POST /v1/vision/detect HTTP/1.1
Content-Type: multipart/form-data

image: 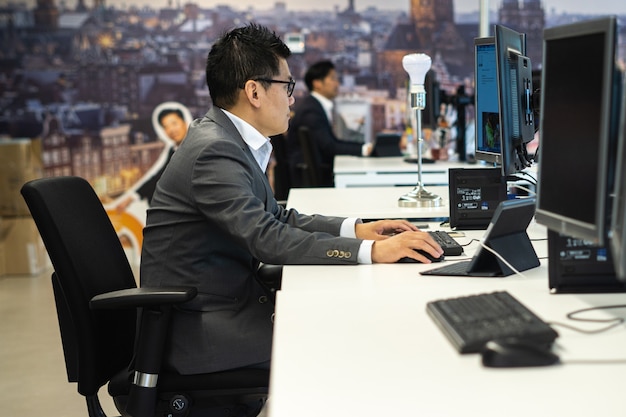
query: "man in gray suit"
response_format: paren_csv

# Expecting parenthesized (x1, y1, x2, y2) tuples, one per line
(140, 23, 443, 375)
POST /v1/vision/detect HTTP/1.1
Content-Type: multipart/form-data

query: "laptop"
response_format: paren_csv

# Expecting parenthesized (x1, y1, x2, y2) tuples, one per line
(420, 198, 540, 277)
(371, 133, 403, 157)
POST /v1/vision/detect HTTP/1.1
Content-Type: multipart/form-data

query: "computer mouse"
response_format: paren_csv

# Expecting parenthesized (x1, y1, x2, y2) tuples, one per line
(397, 250, 445, 263)
(481, 338, 560, 368)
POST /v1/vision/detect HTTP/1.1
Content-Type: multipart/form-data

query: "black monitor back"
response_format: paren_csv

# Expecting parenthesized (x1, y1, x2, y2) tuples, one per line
(448, 167, 507, 230)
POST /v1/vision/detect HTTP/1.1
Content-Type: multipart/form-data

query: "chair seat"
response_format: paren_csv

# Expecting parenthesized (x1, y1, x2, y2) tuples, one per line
(109, 368, 268, 417)
(108, 368, 269, 397)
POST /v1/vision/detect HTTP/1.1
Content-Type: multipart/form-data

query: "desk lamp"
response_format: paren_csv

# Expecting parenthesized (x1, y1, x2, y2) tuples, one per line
(398, 53, 443, 208)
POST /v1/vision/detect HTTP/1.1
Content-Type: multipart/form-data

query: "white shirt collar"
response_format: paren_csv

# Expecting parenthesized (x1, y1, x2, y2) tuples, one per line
(221, 108, 273, 172)
(311, 91, 334, 122)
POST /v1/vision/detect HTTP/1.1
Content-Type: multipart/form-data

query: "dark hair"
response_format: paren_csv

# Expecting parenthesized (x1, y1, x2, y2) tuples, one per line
(206, 23, 291, 109)
(157, 108, 184, 126)
(304, 60, 335, 91)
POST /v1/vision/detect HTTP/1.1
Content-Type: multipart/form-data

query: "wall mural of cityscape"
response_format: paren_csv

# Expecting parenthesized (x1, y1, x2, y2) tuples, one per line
(0, 0, 624, 261)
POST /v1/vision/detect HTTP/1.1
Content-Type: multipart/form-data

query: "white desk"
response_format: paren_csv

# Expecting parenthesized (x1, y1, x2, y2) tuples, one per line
(286, 186, 450, 220)
(268, 224, 626, 417)
(333, 156, 472, 188)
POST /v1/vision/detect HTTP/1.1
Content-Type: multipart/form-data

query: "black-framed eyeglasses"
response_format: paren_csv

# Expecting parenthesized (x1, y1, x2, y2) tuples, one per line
(254, 77, 296, 97)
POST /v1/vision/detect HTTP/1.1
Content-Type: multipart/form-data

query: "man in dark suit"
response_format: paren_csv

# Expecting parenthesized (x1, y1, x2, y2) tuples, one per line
(140, 23, 442, 375)
(286, 60, 373, 187)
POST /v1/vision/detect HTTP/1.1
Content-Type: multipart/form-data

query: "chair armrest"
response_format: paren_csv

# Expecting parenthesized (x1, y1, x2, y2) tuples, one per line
(89, 286, 197, 310)
(91, 286, 198, 417)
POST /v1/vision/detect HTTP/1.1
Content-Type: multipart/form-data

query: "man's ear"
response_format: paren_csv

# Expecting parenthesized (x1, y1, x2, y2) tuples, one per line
(311, 78, 321, 92)
(243, 80, 262, 108)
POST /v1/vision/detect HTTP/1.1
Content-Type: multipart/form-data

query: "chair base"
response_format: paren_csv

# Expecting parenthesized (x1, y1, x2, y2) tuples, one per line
(86, 394, 109, 417)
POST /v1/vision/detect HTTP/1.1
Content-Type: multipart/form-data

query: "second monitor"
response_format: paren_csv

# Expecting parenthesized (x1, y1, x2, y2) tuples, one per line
(473, 25, 536, 177)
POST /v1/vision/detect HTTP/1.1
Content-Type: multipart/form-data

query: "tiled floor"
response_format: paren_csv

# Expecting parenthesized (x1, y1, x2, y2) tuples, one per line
(0, 267, 118, 416)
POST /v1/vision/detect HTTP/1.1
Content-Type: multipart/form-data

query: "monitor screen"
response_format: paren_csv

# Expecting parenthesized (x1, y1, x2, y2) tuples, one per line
(495, 25, 535, 177)
(535, 16, 621, 246)
(474, 37, 502, 165)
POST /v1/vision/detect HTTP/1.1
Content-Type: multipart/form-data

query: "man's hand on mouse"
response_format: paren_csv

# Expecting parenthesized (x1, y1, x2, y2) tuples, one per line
(371, 230, 443, 263)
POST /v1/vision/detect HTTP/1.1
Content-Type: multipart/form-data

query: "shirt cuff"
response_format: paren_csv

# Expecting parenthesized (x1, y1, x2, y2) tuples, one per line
(339, 217, 361, 238)
(340, 218, 371, 263)
(358, 239, 374, 264)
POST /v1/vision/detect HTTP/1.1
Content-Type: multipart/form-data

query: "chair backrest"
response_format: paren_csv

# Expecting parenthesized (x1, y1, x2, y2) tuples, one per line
(297, 126, 323, 187)
(21, 176, 137, 397)
(270, 133, 291, 201)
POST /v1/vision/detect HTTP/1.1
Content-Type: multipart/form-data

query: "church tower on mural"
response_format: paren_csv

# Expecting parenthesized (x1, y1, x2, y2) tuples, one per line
(379, 0, 466, 97)
(34, 0, 59, 30)
(499, 0, 544, 70)
(410, 0, 455, 44)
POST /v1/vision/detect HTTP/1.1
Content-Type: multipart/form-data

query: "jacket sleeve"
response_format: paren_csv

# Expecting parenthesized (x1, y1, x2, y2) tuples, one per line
(190, 135, 362, 265)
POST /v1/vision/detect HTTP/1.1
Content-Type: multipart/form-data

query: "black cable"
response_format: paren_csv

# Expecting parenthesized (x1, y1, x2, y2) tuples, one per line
(461, 238, 480, 248)
(547, 304, 626, 335)
(506, 171, 537, 186)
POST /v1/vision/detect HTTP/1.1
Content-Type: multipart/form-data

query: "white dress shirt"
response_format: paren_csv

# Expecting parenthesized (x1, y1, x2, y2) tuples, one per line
(222, 108, 374, 263)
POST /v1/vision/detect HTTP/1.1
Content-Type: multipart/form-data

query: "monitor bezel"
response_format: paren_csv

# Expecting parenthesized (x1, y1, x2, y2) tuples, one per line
(535, 16, 620, 246)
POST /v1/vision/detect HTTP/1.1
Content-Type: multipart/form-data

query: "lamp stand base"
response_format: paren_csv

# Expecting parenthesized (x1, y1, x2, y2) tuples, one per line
(398, 186, 443, 208)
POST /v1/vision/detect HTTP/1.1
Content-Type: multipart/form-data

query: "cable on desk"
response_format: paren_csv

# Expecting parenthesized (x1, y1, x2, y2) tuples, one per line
(478, 241, 530, 279)
(548, 305, 626, 365)
(461, 238, 480, 247)
(547, 304, 626, 335)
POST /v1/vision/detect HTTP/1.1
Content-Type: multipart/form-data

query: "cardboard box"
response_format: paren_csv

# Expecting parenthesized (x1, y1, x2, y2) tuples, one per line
(0, 216, 48, 276)
(0, 138, 43, 216)
(0, 237, 6, 277)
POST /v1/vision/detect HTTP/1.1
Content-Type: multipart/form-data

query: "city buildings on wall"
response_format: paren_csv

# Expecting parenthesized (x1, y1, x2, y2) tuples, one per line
(0, 0, 624, 199)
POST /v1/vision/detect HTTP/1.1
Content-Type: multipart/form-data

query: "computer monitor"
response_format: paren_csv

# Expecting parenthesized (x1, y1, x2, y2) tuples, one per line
(494, 25, 535, 177)
(610, 81, 626, 280)
(535, 16, 622, 246)
(474, 37, 502, 166)
(474, 27, 535, 176)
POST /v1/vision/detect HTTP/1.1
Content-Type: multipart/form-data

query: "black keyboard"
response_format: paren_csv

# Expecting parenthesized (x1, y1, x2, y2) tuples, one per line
(426, 291, 559, 353)
(428, 230, 463, 256)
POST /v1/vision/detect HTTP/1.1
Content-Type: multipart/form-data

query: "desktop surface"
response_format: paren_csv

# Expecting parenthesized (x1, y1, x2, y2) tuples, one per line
(286, 186, 450, 221)
(269, 282, 626, 417)
(333, 156, 471, 187)
(268, 223, 626, 417)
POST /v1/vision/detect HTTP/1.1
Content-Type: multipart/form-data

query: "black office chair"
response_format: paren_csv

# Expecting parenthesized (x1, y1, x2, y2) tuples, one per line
(20, 176, 269, 417)
(269, 133, 291, 202)
(297, 126, 332, 187)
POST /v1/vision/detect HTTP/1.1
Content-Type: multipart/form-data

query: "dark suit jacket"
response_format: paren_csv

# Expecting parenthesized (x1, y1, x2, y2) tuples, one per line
(140, 106, 363, 374)
(287, 95, 363, 187)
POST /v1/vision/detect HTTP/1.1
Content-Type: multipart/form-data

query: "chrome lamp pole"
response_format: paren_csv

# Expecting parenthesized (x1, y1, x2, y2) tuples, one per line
(398, 53, 443, 208)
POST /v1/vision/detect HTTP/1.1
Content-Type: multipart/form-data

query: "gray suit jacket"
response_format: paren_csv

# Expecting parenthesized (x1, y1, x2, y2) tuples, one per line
(140, 106, 363, 374)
